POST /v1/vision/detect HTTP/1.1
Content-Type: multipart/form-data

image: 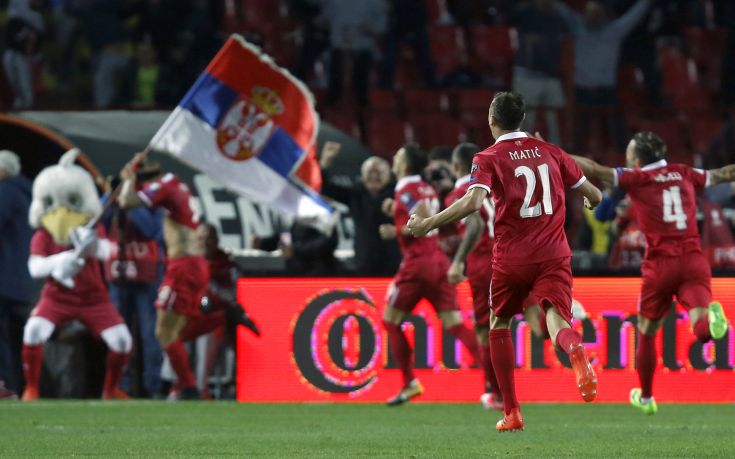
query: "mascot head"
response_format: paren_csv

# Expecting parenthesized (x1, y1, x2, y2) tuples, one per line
(29, 149, 101, 245)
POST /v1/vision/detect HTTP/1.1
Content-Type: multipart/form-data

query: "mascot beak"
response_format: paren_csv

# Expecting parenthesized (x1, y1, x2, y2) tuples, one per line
(40, 207, 92, 245)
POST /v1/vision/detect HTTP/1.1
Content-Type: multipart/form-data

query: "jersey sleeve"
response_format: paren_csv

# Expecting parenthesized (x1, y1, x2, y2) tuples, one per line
(138, 178, 170, 208)
(468, 156, 492, 194)
(30, 230, 52, 257)
(688, 167, 710, 190)
(393, 189, 414, 228)
(613, 167, 638, 191)
(558, 149, 586, 188)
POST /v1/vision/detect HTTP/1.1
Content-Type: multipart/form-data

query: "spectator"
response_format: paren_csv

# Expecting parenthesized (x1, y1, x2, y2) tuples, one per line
(555, 0, 651, 152)
(379, 0, 437, 90)
(320, 141, 401, 276)
(510, 0, 569, 145)
(102, 168, 165, 398)
(0, 150, 33, 396)
(289, 0, 330, 83)
(3, 0, 44, 109)
(317, 0, 388, 106)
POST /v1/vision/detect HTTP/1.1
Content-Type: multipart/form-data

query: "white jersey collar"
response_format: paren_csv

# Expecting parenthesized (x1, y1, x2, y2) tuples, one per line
(495, 131, 528, 143)
(455, 174, 471, 188)
(641, 159, 668, 171)
(395, 174, 422, 191)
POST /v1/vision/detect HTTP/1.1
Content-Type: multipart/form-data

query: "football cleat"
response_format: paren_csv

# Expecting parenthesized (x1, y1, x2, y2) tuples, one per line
(0, 381, 18, 400)
(496, 408, 524, 432)
(569, 344, 597, 402)
(21, 386, 39, 401)
(102, 388, 130, 400)
(630, 388, 658, 415)
(227, 306, 261, 337)
(708, 302, 729, 340)
(178, 387, 202, 401)
(386, 379, 424, 406)
(480, 392, 503, 411)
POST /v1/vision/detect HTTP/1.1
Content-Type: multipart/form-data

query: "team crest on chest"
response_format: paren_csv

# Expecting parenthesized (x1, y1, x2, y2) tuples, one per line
(216, 86, 284, 161)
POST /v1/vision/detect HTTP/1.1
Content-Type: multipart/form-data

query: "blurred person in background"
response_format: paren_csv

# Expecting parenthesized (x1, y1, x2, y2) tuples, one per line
(425, 147, 461, 257)
(316, 0, 388, 106)
(102, 165, 165, 398)
(319, 141, 401, 276)
(0, 150, 33, 398)
(3, 0, 44, 109)
(379, 0, 437, 90)
(510, 0, 569, 145)
(554, 0, 651, 152)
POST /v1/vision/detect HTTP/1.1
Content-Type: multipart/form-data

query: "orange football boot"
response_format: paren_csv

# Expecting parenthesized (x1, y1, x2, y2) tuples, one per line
(569, 344, 597, 402)
(496, 408, 524, 432)
(22, 386, 39, 401)
(102, 388, 130, 400)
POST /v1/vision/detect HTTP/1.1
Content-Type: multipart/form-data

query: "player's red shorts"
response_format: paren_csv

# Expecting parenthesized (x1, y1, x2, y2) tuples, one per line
(466, 257, 491, 326)
(638, 251, 712, 321)
(387, 253, 458, 313)
(491, 256, 573, 324)
(155, 255, 210, 317)
(31, 296, 124, 335)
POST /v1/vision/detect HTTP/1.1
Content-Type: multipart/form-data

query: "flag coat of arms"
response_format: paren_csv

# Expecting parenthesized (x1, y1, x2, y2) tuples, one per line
(150, 35, 331, 217)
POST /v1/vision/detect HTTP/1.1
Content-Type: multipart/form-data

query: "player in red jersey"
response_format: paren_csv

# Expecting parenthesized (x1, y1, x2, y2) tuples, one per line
(444, 142, 502, 410)
(379, 144, 481, 406)
(118, 154, 209, 399)
(572, 132, 733, 414)
(408, 92, 602, 431)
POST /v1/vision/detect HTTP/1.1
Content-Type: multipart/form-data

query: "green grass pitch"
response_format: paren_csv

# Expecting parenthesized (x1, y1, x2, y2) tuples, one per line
(1, 402, 734, 457)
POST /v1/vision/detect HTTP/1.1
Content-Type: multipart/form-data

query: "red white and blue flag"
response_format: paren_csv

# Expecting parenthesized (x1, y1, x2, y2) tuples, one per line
(150, 35, 331, 217)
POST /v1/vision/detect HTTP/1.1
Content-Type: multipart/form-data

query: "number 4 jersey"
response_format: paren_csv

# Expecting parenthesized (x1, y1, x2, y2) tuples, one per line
(138, 173, 200, 230)
(615, 160, 709, 258)
(469, 132, 586, 265)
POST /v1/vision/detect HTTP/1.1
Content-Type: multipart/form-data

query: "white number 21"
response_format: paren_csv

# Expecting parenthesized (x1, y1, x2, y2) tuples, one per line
(514, 164, 553, 218)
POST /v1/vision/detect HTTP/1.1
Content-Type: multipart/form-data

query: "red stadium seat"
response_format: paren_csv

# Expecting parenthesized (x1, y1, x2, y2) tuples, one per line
(365, 112, 409, 159)
(403, 89, 450, 113)
(469, 26, 517, 86)
(454, 89, 495, 112)
(617, 65, 645, 111)
(459, 111, 494, 148)
(429, 26, 466, 77)
(369, 89, 402, 112)
(685, 27, 727, 94)
(408, 112, 463, 147)
(687, 115, 724, 154)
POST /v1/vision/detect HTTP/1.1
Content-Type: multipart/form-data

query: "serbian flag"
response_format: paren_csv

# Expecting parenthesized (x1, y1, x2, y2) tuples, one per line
(150, 35, 331, 217)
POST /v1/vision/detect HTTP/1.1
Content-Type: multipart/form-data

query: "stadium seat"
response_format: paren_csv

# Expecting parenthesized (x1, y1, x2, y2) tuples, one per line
(365, 112, 409, 159)
(459, 111, 493, 148)
(687, 115, 724, 154)
(617, 65, 645, 111)
(407, 112, 463, 147)
(454, 88, 495, 112)
(369, 89, 402, 112)
(469, 26, 517, 87)
(429, 26, 465, 77)
(403, 89, 450, 113)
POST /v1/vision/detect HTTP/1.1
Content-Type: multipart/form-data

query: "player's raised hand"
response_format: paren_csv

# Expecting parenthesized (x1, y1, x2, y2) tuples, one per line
(583, 196, 597, 210)
(447, 260, 466, 285)
(319, 141, 342, 169)
(378, 224, 397, 239)
(407, 214, 430, 237)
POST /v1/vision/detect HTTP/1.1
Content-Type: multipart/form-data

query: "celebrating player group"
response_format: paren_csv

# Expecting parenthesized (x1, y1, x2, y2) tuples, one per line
(375, 91, 734, 432)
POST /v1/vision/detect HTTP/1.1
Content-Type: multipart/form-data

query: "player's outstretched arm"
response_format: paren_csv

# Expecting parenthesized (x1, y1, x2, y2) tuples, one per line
(407, 187, 487, 237)
(447, 212, 483, 285)
(570, 155, 616, 189)
(575, 180, 603, 210)
(708, 164, 735, 186)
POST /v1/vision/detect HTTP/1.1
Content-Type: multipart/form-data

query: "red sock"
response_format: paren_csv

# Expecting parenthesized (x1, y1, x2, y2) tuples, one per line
(489, 329, 519, 414)
(165, 341, 196, 389)
(636, 332, 657, 399)
(103, 351, 130, 394)
(693, 318, 712, 343)
(448, 324, 480, 362)
(555, 327, 582, 354)
(383, 322, 414, 387)
(22, 344, 44, 391)
(480, 343, 500, 396)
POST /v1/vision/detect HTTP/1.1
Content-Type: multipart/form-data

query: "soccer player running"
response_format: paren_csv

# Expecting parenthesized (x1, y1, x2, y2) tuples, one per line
(571, 132, 732, 415)
(407, 92, 602, 431)
(445, 142, 502, 410)
(380, 144, 481, 406)
(118, 154, 208, 399)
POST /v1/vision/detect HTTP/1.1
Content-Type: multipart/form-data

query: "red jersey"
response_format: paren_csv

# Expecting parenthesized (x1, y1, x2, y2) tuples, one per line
(393, 175, 444, 260)
(445, 174, 494, 266)
(31, 228, 109, 305)
(138, 173, 199, 229)
(469, 132, 585, 265)
(615, 161, 708, 258)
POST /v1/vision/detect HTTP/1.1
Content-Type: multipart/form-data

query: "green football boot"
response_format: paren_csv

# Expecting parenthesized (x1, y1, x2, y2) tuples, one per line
(630, 388, 658, 415)
(708, 302, 729, 340)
